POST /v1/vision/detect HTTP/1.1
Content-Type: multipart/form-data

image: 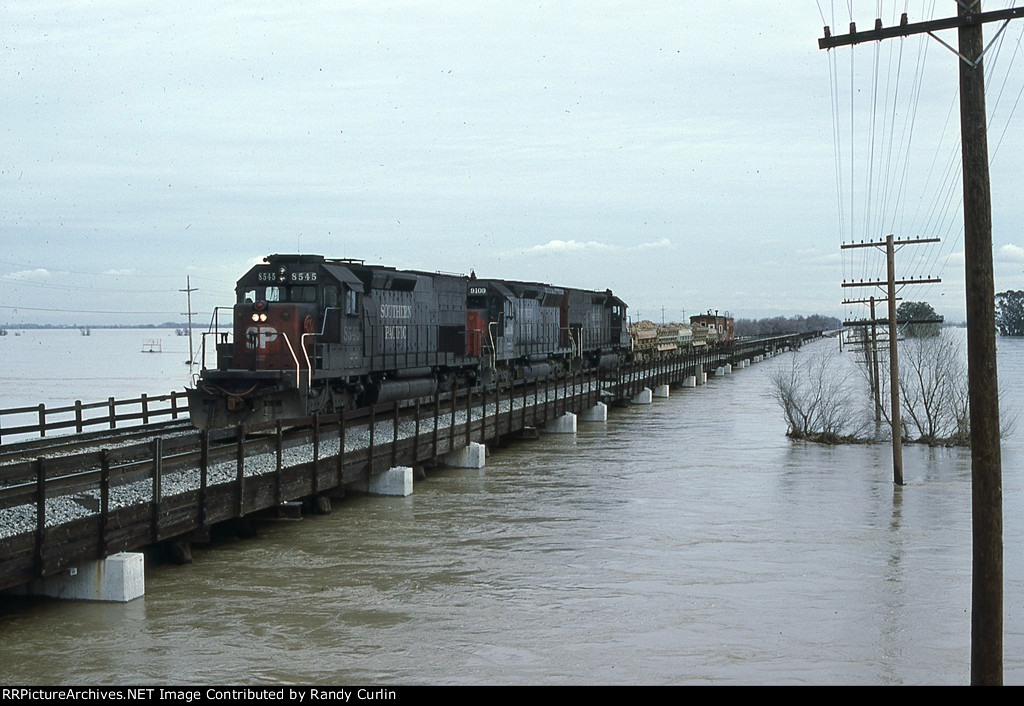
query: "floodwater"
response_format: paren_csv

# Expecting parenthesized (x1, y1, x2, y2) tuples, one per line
(0, 330, 1021, 684)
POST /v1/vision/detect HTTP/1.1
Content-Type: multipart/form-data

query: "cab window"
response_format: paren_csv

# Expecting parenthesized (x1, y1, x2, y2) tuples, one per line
(345, 289, 359, 316)
(290, 286, 316, 303)
(239, 286, 281, 303)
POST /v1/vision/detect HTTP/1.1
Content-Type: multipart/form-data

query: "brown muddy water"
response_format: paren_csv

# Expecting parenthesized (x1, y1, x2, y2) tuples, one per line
(0, 333, 1021, 684)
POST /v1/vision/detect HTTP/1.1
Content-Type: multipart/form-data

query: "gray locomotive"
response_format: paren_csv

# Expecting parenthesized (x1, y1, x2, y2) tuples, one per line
(187, 254, 629, 429)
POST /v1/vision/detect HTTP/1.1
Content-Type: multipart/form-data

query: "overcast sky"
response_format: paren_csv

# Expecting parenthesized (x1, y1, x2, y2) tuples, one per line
(3, 1, 1023, 326)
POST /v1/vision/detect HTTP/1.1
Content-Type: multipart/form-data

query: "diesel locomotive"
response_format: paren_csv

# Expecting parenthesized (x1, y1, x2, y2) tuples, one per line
(187, 254, 630, 429)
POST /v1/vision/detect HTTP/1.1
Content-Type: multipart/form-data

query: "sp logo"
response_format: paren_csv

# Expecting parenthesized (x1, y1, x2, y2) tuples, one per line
(245, 326, 279, 350)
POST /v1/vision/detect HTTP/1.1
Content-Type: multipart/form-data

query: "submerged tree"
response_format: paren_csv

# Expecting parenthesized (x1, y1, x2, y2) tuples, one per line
(771, 335, 1011, 447)
(769, 345, 869, 443)
(896, 336, 970, 445)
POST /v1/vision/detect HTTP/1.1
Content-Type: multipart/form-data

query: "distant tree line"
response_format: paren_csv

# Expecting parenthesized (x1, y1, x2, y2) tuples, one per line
(734, 314, 841, 338)
(0, 322, 188, 330)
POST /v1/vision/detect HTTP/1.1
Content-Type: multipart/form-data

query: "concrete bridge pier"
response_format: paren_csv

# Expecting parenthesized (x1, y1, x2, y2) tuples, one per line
(360, 466, 413, 496)
(12, 552, 146, 602)
(441, 441, 486, 469)
(545, 412, 577, 434)
(682, 375, 697, 388)
(632, 388, 653, 404)
(579, 402, 608, 422)
(653, 384, 670, 398)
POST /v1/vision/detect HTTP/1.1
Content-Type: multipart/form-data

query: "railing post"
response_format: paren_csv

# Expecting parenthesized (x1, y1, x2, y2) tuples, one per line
(75, 400, 83, 434)
(433, 389, 440, 457)
(275, 421, 283, 506)
(465, 387, 472, 447)
(533, 379, 539, 426)
(151, 437, 163, 542)
(565, 369, 571, 413)
(392, 403, 399, 469)
(313, 414, 320, 497)
(449, 389, 456, 451)
(200, 430, 209, 528)
(368, 404, 376, 480)
(35, 457, 46, 577)
(413, 398, 421, 464)
(506, 379, 513, 437)
(108, 397, 116, 430)
(142, 394, 150, 425)
(521, 377, 527, 430)
(543, 377, 549, 424)
(99, 449, 110, 558)
(481, 384, 488, 443)
(336, 412, 346, 495)
(38, 404, 45, 439)
(236, 425, 245, 516)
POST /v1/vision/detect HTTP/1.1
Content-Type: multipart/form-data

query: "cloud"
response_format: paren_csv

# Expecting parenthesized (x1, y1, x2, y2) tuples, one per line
(103, 269, 136, 276)
(635, 238, 673, 251)
(517, 238, 672, 256)
(525, 239, 614, 255)
(998, 244, 1024, 263)
(4, 268, 50, 281)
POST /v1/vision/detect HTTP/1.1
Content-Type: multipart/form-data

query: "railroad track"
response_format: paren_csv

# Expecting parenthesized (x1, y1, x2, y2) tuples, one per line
(0, 420, 206, 470)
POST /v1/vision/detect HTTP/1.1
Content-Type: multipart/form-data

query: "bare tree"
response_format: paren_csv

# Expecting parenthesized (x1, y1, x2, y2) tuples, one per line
(897, 336, 969, 445)
(868, 332, 1012, 446)
(769, 345, 870, 443)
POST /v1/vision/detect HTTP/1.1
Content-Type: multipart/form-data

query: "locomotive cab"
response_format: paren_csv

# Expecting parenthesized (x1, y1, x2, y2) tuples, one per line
(189, 255, 330, 428)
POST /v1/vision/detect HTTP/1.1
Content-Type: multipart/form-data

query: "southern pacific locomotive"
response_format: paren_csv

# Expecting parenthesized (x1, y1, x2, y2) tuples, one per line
(187, 254, 629, 429)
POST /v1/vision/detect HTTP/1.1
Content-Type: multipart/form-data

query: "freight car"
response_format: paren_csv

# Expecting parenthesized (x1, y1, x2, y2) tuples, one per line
(187, 254, 630, 429)
(628, 311, 733, 361)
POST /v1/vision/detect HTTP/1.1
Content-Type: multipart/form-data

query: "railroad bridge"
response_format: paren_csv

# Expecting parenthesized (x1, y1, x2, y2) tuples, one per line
(0, 334, 815, 600)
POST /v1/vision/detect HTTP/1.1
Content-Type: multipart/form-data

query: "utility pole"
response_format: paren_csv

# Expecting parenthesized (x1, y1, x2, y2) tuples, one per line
(842, 236, 940, 486)
(180, 276, 198, 377)
(821, 1, 1011, 684)
(884, 236, 904, 485)
(870, 295, 881, 422)
(840, 294, 889, 423)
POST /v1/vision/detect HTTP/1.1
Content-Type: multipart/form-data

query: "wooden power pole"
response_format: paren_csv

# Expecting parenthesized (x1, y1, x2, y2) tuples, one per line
(842, 236, 940, 486)
(820, 1, 1012, 684)
(180, 276, 198, 376)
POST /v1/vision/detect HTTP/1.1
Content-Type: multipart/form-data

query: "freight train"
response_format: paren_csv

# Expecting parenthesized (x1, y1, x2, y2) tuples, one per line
(187, 254, 630, 429)
(627, 311, 734, 361)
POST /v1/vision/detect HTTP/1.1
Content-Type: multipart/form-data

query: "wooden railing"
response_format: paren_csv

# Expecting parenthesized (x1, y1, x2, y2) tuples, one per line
(0, 391, 189, 446)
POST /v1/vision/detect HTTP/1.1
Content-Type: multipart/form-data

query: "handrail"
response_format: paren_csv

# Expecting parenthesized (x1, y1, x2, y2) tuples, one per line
(0, 391, 188, 445)
(278, 332, 302, 390)
(301, 332, 318, 388)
